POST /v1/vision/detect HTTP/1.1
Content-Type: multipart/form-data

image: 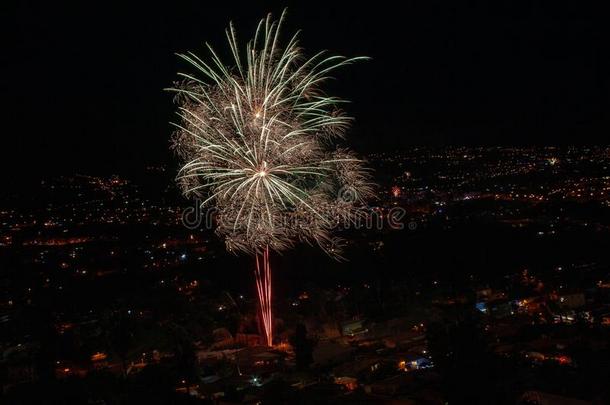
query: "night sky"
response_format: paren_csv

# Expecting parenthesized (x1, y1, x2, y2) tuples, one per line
(2, 1, 608, 183)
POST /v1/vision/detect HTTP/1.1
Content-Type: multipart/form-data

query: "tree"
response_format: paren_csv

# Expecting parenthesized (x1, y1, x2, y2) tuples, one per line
(290, 323, 316, 371)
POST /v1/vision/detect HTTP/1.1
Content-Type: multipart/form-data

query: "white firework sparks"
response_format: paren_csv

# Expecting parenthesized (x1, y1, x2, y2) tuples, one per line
(169, 10, 373, 258)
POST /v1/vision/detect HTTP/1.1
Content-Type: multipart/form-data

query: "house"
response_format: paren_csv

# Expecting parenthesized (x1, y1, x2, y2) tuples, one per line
(235, 346, 285, 375)
(341, 319, 368, 336)
(488, 300, 513, 318)
(396, 353, 433, 371)
(557, 292, 585, 309)
(332, 355, 382, 380)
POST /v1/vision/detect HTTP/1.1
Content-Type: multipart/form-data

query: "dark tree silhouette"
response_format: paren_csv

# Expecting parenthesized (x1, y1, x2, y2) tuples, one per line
(290, 323, 316, 371)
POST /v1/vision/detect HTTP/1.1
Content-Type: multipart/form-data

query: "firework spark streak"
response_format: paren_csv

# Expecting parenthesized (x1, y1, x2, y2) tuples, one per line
(255, 247, 272, 347)
(169, 10, 373, 346)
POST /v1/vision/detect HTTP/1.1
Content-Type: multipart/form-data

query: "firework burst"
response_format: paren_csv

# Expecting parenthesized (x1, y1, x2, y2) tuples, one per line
(169, 10, 373, 345)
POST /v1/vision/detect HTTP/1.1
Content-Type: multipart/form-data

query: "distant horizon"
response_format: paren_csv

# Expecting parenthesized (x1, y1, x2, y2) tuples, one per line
(3, 144, 609, 185)
(2, 144, 608, 199)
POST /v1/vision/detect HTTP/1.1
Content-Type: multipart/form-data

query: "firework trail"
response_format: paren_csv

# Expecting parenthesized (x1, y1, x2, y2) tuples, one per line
(169, 10, 373, 346)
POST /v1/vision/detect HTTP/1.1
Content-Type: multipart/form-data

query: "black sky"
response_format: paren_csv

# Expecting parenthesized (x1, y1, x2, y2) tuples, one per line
(1, 1, 608, 183)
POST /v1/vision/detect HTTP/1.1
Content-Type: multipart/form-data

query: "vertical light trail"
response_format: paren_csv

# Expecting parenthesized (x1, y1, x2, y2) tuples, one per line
(255, 246, 272, 346)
